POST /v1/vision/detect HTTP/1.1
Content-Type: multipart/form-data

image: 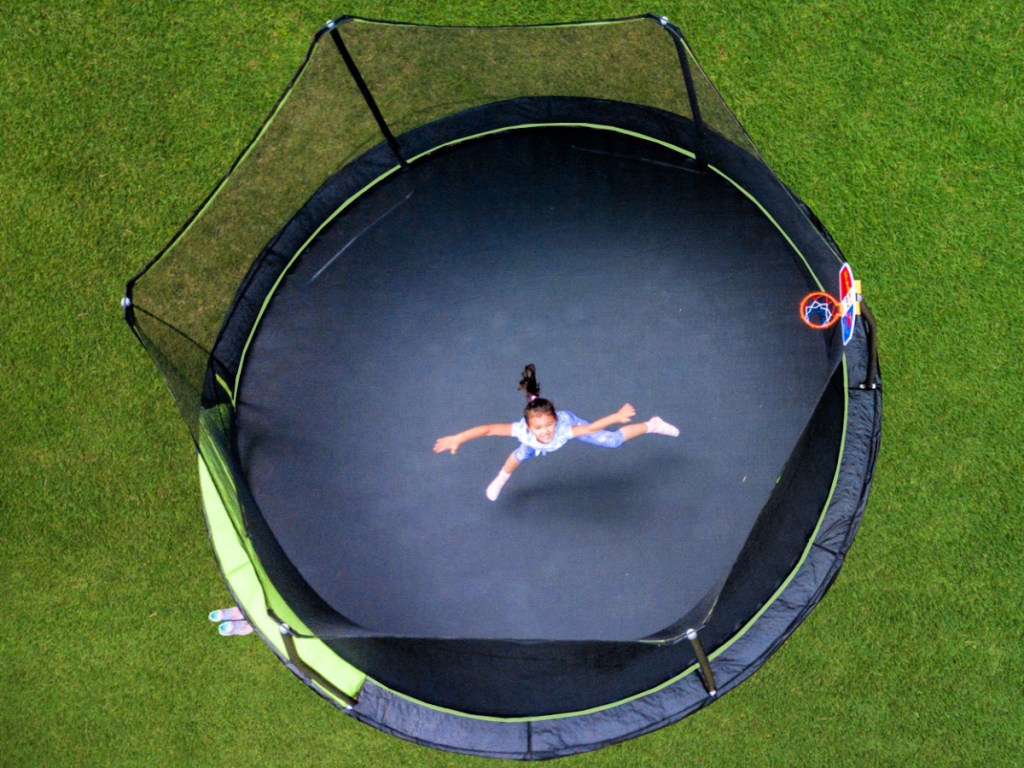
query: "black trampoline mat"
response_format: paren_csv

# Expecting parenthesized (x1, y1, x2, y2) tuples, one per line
(235, 127, 832, 640)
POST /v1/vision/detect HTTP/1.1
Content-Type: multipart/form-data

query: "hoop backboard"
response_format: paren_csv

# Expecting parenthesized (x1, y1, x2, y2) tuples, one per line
(839, 262, 856, 345)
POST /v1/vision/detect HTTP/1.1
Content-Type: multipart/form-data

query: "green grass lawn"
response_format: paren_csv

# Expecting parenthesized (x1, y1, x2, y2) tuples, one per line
(2, 1, 1021, 765)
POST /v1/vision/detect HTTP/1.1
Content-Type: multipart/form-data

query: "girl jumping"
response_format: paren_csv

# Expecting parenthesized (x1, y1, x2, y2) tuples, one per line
(433, 364, 680, 500)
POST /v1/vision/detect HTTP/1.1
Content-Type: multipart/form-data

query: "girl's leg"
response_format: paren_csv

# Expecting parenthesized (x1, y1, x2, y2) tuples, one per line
(569, 411, 678, 448)
(487, 451, 525, 501)
(564, 411, 626, 449)
(619, 422, 649, 441)
(618, 418, 679, 441)
(502, 453, 523, 474)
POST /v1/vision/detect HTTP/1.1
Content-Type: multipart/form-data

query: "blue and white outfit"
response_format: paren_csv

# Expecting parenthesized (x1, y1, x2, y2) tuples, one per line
(510, 409, 625, 462)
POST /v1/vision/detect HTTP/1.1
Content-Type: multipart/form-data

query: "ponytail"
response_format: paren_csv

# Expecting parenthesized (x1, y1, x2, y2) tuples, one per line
(518, 363, 540, 400)
(519, 364, 556, 419)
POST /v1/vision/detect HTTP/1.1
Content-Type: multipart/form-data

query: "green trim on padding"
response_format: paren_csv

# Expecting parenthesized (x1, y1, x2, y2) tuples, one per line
(406, 123, 697, 166)
(214, 374, 233, 401)
(198, 410, 366, 705)
(373, 657, 705, 724)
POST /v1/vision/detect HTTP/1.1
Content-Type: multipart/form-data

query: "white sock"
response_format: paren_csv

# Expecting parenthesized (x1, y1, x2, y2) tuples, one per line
(646, 416, 680, 437)
(486, 470, 511, 501)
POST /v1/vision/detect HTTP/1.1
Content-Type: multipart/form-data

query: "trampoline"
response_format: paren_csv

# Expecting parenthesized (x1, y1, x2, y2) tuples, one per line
(126, 15, 882, 760)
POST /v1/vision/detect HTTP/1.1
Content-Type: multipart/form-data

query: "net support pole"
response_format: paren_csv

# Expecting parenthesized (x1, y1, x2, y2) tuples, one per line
(269, 611, 358, 709)
(328, 23, 408, 169)
(660, 18, 707, 161)
(686, 628, 718, 696)
(857, 299, 881, 390)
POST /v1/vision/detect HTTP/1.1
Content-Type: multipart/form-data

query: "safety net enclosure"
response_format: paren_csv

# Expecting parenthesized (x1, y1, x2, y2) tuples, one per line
(125, 14, 882, 760)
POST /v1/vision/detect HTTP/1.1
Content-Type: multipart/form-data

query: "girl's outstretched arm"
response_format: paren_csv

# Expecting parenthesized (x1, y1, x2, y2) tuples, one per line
(434, 423, 513, 454)
(571, 404, 636, 437)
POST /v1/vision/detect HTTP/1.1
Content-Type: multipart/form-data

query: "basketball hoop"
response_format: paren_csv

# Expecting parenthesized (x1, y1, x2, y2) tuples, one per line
(799, 291, 841, 329)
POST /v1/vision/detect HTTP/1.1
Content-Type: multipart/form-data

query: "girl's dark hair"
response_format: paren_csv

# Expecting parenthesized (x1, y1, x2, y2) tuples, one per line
(518, 363, 540, 399)
(519, 363, 556, 419)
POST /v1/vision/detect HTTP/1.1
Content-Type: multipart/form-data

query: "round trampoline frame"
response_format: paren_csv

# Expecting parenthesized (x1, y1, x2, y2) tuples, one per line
(126, 15, 882, 760)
